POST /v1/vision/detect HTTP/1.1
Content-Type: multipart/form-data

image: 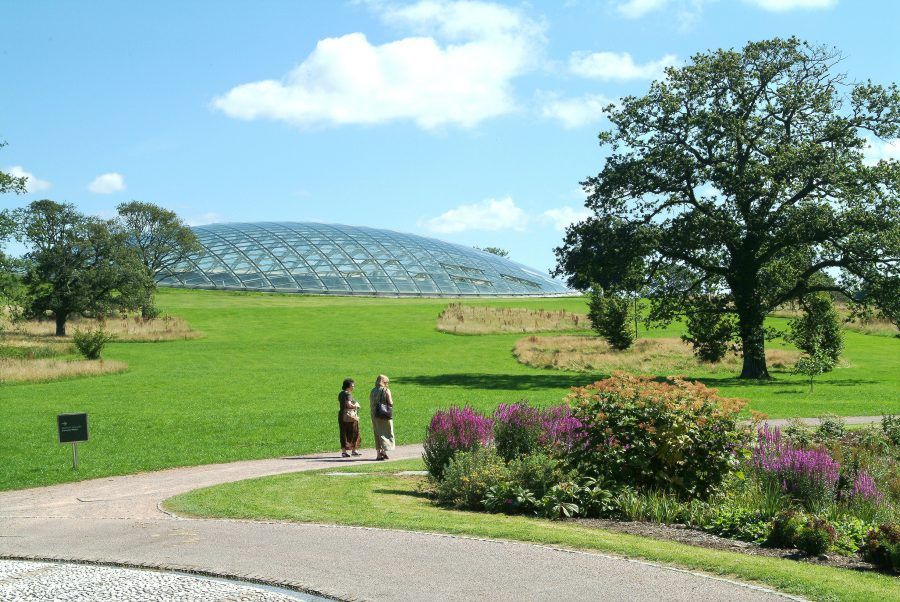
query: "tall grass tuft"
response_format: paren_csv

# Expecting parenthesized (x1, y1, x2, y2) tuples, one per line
(437, 303, 589, 334)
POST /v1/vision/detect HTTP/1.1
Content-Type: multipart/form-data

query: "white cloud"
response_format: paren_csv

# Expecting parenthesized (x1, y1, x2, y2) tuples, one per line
(570, 51, 678, 81)
(863, 138, 900, 166)
(615, 0, 669, 18)
(743, 0, 836, 11)
(420, 196, 528, 233)
(213, 1, 545, 130)
(539, 93, 613, 129)
(6, 166, 51, 193)
(542, 206, 591, 230)
(88, 172, 126, 194)
(186, 212, 226, 227)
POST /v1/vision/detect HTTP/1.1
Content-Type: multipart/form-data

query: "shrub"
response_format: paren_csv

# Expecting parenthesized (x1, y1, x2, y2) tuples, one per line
(423, 407, 493, 481)
(493, 402, 542, 461)
(507, 452, 567, 500)
(792, 345, 834, 392)
(681, 297, 735, 363)
(702, 504, 770, 543)
(784, 419, 814, 448)
(766, 510, 806, 548)
(795, 517, 836, 555)
(753, 426, 839, 512)
(72, 328, 115, 360)
(538, 481, 582, 519)
(567, 373, 745, 498)
(587, 288, 634, 350)
(482, 483, 538, 515)
(883, 415, 900, 447)
(433, 447, 507, 510)
(815, 414, 846, 444)
(861, 523, 900, 571)
(493, 401, 585, 462)
(787, 292, 844, 366)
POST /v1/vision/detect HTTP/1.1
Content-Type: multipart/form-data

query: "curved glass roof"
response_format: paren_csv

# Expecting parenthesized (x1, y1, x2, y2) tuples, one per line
(157, 222, 570, 296)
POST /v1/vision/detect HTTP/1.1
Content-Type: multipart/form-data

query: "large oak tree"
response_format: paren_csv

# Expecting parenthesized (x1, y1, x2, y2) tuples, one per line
(554, 38, 900, 379)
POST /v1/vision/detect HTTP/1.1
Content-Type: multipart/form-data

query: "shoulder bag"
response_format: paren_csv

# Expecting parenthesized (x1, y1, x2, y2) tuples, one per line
(375, 388, 393, 420)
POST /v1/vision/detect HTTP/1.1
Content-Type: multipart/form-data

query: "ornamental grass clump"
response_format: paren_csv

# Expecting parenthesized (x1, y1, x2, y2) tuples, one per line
(567, 373, 746, 498)
(753, 425, 840, 512)
(423, 406, 494, 481)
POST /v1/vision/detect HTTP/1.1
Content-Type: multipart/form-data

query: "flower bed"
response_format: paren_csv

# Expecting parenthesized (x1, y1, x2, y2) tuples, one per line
(422, 375, 900, 573)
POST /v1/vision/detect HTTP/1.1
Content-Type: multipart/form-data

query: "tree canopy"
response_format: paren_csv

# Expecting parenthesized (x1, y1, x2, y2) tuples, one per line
(554, 38, 900, 378)
(16, 200, 150, 335)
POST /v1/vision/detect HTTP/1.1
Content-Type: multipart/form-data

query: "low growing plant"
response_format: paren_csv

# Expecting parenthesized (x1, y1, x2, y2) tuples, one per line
(765, 509, 806, 549)
(72, 328, 115, 360)
(883, 414, 900, 447)
(795, 516, 836, 556)
(861, 523, 900, 572)
(433, 447, 507, 510)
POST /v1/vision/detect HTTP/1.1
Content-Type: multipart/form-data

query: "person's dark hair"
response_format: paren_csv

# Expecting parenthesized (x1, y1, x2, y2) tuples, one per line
(342, 378, 355, 390)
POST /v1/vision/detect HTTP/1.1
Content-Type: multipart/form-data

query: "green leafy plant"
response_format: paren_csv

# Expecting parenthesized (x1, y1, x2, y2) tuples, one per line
(882, 415, 900, 447)
(568, 373, 745, 498)
(861, 523, 900, 572)
(72, 328, 116, 360)
(506, 452, 567, 500)
(792, 345, 833, 392)
(681, 296, 735, 362)
(795, 517, 836, 555)
(787, 293, 844, 367)
(539, 482, 582, 519)
(433, 447, 507, 510)
(482, 483, 537, 515)
(815, 414, 846, 444)
(587, 288, 634, 350)
(765, 509, 806, 549)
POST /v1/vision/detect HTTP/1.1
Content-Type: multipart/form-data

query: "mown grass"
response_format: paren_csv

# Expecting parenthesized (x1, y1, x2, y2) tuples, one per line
(2, 288, 897, 491)
(165, 458, 900, 602)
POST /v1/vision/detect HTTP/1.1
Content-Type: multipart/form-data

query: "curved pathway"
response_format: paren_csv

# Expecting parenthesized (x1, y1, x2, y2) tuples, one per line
(0, 445, 798, 601)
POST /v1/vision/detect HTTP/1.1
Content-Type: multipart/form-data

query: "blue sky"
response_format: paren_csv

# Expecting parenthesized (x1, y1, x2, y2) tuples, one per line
(2, 0, 899, 273)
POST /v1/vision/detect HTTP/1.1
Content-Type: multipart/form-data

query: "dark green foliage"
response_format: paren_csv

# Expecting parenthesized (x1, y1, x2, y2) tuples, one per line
(433, 447, 507, 510)
(482, 483, 537, 514)
(861, 523, 900, 572)
(766, 510, 806, 548)
(681, 296, 736, 362)
(567, 374, 745, 498)
(702, 505, 771, 543)
(788, 293, 844, 367)
(14, 200, 150, 335)
(814, 414, 846, 444)
(587, 288, 634, 350)
(506, 453, 567, 500)
(115, 201, 200, 317)
(553, 38, 900, 379)
(795, 517, 836, 555)
(72, 328, 115, 360)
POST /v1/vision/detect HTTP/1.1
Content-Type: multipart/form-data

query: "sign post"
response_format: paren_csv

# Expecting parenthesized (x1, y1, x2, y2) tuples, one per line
(57, 413, 88, 470)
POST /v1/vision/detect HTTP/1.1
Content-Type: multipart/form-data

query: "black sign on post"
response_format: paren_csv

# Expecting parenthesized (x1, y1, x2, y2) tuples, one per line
(58, 413, 88, 469)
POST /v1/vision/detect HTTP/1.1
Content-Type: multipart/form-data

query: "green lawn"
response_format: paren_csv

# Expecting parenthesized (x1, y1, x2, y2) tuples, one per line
(2, 288, 897, 491)
(165, 458, 900, 602)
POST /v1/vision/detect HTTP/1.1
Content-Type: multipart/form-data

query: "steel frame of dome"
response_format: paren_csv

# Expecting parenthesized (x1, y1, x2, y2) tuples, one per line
(157, 222, 570, 297)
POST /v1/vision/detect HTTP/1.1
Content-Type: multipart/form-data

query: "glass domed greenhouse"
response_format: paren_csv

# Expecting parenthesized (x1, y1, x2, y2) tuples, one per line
(157, 222, 570, 297)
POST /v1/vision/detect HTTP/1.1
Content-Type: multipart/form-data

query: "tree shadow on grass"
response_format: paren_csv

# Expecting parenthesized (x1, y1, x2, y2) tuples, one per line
(372, 488, 430, 500)
(402, 373, 602, 391)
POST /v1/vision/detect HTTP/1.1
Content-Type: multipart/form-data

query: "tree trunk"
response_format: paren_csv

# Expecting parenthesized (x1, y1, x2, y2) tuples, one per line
(54, 313, 67, 337)
(738, 313, 770, 379)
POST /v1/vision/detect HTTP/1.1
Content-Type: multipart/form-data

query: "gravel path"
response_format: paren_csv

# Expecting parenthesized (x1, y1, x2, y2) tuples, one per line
(0, 559, 325, 601)
(0, 445, 800, 601)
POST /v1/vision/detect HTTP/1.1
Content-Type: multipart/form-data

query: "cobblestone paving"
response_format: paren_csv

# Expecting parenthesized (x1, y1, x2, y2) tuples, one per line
(0, 559, 320, 601)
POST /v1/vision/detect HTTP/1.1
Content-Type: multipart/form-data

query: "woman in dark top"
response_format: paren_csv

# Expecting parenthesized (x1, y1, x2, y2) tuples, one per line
(338, 378, 361, 457)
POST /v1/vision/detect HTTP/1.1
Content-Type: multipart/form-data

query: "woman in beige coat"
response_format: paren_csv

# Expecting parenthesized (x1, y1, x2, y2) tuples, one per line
(370, 374, 395, 460)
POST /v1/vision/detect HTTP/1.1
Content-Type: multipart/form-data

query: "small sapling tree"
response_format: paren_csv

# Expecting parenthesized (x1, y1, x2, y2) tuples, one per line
(682, 296, 736, 362)
(588, 287, 635, 350)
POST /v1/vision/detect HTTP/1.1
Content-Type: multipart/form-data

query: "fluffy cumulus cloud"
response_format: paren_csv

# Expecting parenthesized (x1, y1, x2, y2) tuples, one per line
(6, 166, 51, 193)
(569, 51, 678, 81)
(743, 0, 836, 11)
(213, 1, 545, 130)
(88, 172, 126, 194)
(420, 196, 528, 233)
(539, 93, 612, 128)
(541, 206, 591, 230)
(864, 138, 900, 165)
